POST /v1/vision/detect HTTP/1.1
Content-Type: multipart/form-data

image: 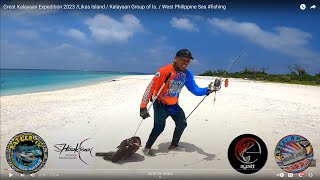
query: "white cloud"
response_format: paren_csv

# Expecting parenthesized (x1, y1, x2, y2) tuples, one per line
(170, 17, 198, 32)
(1, 40, 97, 70)
(207, 18, 319, 64)
(15, 30, 39, 39)
(85, 14, 143, 43)
(185, 15, 205, 22)
(54, 43, 74, 50)
(64, 28, 86, 41)
(148, 37, 175, 57)
(80, 52, 93, 59)
(145, 45, 174, 66)
(43, 43, 92, 61)
(155, 36, 167, 43)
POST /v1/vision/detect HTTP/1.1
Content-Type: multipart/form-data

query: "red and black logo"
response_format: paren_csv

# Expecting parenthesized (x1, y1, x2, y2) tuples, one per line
(228, 134, 268, 174)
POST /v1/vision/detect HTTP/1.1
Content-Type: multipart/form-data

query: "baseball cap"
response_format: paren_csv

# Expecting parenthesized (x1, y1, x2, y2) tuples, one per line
(176, 49, 194, 60)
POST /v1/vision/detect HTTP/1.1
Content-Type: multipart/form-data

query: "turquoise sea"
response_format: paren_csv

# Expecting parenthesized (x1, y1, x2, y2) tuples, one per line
(0, 69, 143, 96)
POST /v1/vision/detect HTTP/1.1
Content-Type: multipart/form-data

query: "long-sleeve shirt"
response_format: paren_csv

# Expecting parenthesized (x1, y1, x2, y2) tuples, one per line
(140, 63, 208, 108)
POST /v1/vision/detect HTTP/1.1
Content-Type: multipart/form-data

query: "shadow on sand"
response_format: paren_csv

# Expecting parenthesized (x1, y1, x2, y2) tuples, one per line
(155, 142, 220, 166)
(96, 151, 145, 165)
(96, 142, 219, 166)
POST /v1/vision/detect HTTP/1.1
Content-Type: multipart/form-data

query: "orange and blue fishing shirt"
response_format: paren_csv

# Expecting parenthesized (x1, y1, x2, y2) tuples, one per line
(140, 63, 208, 108)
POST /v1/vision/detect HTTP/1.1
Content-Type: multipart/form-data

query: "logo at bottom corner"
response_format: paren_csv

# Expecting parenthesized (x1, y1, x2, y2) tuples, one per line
(275, 134, 313, 173)
(6, 132, 48, 174)
(54, 138, 94, 165)
(228, 134, 268, 174)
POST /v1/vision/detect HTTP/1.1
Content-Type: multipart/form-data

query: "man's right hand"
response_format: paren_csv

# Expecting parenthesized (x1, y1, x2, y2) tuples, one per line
(140, 108, 150, 119)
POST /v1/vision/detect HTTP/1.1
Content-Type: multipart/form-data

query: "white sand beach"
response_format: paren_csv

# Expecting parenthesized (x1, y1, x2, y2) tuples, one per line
(1, 75, 319, 179)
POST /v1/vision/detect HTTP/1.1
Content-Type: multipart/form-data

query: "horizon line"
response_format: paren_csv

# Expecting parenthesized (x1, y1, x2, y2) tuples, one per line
(0, 68, 153, 75)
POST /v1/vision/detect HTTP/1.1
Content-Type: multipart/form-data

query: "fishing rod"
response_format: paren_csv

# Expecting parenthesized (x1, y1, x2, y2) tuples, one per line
(185, 33, 261, 120)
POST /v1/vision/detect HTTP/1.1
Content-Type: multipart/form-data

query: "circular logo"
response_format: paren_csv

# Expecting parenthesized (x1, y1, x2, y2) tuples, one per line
(228, 134, 268, 174)
(155, 72, 160, 78)
(274, 134, 313, 173)
(300, 4, 306, 10)
(6, 132, 48, 174)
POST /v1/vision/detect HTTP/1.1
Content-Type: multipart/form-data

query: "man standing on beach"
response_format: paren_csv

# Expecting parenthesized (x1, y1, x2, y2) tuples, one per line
(139, 49, 220, 156)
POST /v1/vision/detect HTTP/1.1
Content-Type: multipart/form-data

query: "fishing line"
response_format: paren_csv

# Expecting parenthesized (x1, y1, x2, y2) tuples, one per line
(186, 33, 262, 121)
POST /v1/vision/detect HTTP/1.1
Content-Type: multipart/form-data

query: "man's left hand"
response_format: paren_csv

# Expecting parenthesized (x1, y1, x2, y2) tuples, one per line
(207, 79, 221, 95)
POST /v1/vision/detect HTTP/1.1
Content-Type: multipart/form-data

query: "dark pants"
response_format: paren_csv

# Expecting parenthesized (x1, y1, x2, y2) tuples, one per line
(145, 100, 187, 149)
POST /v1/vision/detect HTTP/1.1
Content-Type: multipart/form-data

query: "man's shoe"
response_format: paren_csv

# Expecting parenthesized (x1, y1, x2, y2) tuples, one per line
(142, 148, 156, 157)
(168, 145, 186, 151)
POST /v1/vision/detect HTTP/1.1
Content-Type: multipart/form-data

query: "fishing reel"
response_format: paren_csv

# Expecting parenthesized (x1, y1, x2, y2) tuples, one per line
(210, 78, 229, 92)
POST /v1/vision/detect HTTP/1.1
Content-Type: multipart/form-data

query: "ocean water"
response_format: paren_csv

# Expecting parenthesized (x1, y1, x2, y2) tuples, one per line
(0, 69, 141, 96)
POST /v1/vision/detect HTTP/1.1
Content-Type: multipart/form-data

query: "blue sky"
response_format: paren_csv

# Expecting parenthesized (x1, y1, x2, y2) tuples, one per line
(1, 4, 320, 75)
